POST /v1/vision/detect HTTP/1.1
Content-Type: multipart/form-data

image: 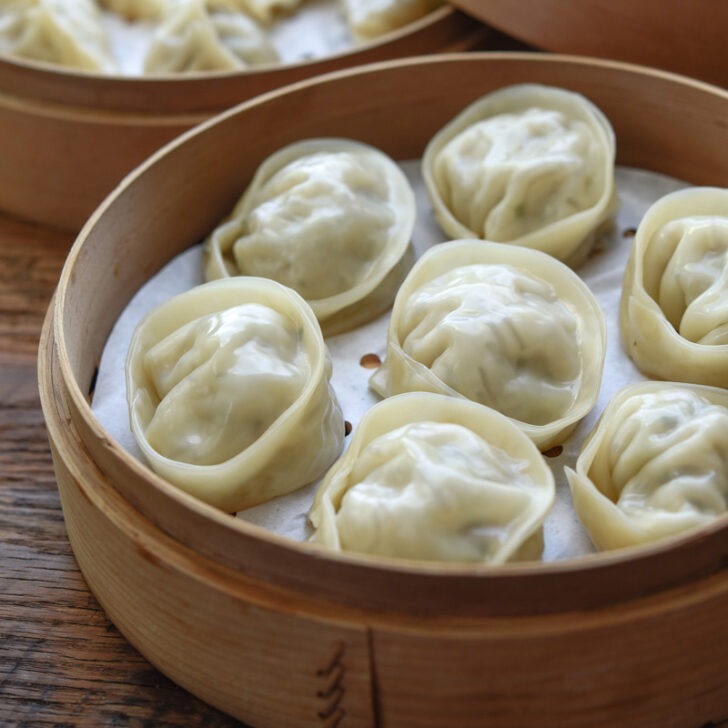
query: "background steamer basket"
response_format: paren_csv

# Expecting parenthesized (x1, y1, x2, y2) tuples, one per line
(40, 54, 728, 726)
(0, 5, 485, 233)
(452, 0, 728, 89)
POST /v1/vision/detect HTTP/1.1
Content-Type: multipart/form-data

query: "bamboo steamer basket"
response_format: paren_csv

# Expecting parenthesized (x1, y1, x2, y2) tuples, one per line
(0, 5, 484, 233)
(453, 0, 728, 88)
(39, 53, 728, 727)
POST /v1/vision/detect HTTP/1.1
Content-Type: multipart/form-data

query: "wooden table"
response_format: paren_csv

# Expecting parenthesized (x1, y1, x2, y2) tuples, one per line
(0, 212, 243, 725)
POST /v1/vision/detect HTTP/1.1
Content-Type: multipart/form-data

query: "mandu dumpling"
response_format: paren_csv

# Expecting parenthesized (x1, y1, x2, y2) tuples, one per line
(143, 0, 278, 74)
(369, 240, 606, 450)
(126, 277, 344, 513)
(205, 138, 416, 335)
(0, 0, 117, 72)
(620, 186, 728, 387)
(566, 381, 728, 551)
(309, 393, 555, 564)
(422, 84, 618, 267)
(343, 0, 443, 42)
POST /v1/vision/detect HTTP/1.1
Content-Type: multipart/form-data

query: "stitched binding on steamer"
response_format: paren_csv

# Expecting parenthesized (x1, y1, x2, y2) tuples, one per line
(316, 640, 347, 727)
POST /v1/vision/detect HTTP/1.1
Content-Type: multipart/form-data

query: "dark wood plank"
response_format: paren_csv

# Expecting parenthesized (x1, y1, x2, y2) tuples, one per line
(0, 212, 242, 726)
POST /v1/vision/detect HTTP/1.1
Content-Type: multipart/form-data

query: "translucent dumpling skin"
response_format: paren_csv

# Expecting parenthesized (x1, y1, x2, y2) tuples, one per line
(398, 263, 581, 426)
(370, 239, 606, 450)
(205, 138, 416, 335)
(142, 303, 308, 466)
(126, 277, 344, 512)
(620, 186, 728, 387)
(566, 381, 728, 550)
(309, 392, 555, 564)
(422, 84, 618, 267)
(658, 217, 728, 344)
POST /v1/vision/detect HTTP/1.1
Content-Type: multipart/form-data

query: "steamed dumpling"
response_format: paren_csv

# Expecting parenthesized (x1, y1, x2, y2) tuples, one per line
(126, 277, 344, 512)
(143, 0, 278, 74)
(423, 84, 618, 266)
(205, 138, 416, 335)
(343, 0, 443, 42)
(566, 381, 728, 550)
(0, 0, 117, 72)
(309, 393, 555, 564)
(620, 186, 728, 387)
(370, 240, 606, 450)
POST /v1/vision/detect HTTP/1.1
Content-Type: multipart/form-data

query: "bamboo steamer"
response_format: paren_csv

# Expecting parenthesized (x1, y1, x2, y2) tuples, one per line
(0, 5, 484, 232)
(39, 54, 728, 727)
(452, 0, 728, 88)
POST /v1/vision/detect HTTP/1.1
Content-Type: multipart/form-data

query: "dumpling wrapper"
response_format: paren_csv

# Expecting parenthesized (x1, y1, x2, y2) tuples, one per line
(566, 381, 728, 551)
(205, 138, 416, 335)
(422, 83, 618, 267)
(143, 0, 278, 74)
(343, 0, 443, 42)
(309, 392, 555, 564)
(620, 186, 728, 387)
(369, 239, 606, 450)
(126, 277, 344, 513)
(0, 0, 117, 72)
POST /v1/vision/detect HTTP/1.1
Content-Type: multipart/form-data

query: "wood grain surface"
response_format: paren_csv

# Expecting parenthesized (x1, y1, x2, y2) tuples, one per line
(0, 212, 243, 726)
